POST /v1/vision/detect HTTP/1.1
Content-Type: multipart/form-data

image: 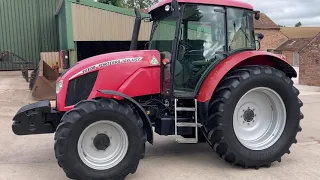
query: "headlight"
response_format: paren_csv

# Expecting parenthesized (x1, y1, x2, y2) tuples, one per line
(56, 80, 63, 94)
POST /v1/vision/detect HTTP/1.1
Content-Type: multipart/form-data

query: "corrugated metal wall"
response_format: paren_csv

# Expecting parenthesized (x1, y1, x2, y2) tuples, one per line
(71, 3, 152, 41)
(0, 0, 59, 70)
(57, 0, 68, 50)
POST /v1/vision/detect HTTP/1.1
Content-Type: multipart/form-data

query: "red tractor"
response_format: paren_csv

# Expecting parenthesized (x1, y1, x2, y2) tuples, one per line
(12, 0, 303, 179)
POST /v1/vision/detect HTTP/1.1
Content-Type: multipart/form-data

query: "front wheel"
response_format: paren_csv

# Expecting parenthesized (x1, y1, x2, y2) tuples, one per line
(54, 99, 146, 180)
(206, 65, 303, 169)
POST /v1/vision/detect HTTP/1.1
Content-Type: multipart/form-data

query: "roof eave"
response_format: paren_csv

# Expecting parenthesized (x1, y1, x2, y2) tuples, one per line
(254, 27, 280, 30)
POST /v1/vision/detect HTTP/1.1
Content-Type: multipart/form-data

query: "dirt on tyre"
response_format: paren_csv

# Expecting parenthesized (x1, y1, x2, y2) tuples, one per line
(54, 98, 147, 180)
(205, 65, 303, 169)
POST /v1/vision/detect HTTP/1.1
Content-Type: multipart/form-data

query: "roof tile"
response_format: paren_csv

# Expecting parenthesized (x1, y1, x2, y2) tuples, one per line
(276, 38, 312, 51)
(254, 13, 279, 29)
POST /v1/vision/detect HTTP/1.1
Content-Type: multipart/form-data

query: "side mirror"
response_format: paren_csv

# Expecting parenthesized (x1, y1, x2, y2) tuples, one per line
(257, 33, 264, 40)
(254, 11, 260, 20)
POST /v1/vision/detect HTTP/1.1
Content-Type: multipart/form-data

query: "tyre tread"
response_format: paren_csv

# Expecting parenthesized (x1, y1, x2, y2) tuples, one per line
(54, 99, 147, 180)
(206, 65, 304, 169)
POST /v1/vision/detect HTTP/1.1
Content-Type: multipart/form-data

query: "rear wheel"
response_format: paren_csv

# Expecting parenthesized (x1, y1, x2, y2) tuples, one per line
(206, 65, 303, 168)
(54, 99, 146, 180)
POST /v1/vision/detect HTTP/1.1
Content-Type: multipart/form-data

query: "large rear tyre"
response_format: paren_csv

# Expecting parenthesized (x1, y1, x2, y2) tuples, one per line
(206, 65, 303, 169)
(54, 99, 147, 180)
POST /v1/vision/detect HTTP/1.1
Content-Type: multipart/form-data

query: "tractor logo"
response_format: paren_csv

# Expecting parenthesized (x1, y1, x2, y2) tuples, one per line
(150, 56, 159, 66)
(69, 57, 143, 80)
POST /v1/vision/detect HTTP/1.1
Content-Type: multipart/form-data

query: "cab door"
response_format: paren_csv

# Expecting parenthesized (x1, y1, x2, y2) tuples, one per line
(171, 4, 227, 98)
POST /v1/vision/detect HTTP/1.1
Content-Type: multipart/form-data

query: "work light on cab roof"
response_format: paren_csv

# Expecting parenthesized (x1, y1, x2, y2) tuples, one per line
(11, 0, 303, 179)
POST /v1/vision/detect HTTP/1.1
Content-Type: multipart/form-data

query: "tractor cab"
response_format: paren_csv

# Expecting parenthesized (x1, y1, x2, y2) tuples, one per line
(147, 0, 259, 98)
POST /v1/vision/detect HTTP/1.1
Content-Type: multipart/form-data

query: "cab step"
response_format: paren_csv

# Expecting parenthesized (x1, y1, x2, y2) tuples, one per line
(174, 98, 198, 144)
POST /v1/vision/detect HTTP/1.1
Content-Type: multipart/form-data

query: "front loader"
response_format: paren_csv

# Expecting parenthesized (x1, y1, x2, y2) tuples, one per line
(12, 0, 303, 179)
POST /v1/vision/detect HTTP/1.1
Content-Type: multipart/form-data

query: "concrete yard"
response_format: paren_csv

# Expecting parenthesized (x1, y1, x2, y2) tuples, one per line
(1, 71, 320, 180)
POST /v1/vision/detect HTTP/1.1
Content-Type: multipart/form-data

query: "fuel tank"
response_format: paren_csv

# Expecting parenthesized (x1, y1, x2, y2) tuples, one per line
(56, 50, 161, 111)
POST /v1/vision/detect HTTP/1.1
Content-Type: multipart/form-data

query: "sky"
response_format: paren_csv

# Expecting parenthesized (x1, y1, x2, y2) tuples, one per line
(238, 0, 320, 27)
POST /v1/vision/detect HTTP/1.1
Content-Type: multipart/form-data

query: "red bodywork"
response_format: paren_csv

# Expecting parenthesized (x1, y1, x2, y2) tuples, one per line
(56, 50, 161, 112)
(148, 0, 253, 12)
(197, 50, 291, 102)
(56, 49, 292, 112)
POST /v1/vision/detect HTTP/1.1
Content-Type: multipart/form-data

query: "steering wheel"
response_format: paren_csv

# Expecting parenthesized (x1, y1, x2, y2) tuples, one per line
(178, 40, 193, 61)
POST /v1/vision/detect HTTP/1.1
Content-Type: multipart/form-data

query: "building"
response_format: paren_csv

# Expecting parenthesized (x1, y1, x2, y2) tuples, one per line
(0, 0, 60, 70)
(56, 0, 152, 66)
(276, 27, 320, 66)
(275, 27, 320, 86)
(275, 38, 312, 67)
(253, 13, 288, 51)
(296, 33, 320, 86)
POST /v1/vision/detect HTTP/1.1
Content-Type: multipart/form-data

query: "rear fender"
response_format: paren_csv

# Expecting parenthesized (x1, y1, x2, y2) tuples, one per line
(197, 51, 297, 103)
(97, 90, 153, 144)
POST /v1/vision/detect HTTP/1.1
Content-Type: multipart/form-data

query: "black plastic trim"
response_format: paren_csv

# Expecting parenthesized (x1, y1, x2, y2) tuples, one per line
(65, 71, 98, 106)
(98, 90, 154, 144)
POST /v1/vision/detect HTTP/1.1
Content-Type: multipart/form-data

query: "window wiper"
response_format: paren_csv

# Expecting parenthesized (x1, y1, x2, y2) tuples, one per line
(233, 22, 252, 45)
(149, 21, 160, 43)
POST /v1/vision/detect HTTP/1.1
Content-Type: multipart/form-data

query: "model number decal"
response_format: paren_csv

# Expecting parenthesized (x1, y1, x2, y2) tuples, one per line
(69, 57, 143, 79)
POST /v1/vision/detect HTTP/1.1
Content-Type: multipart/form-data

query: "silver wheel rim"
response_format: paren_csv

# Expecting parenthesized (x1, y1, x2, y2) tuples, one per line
(233, 87, 286, 150)
(77, 120, 129, 170)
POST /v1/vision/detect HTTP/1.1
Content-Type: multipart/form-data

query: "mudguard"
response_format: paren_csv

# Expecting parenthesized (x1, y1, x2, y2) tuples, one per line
(98, 90, 154, 144)
(197, 51, 297, 103)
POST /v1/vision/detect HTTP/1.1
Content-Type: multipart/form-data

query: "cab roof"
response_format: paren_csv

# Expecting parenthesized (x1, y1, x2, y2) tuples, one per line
(148, 0, 253, 12)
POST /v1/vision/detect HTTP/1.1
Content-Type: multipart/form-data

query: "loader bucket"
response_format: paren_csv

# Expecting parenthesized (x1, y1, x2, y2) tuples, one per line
(30, 59, 59, 100)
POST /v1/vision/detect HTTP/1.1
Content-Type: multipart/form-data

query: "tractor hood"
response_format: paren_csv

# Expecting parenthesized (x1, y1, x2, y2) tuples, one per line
(56, 50, 162, 111)
(60, 50, 161, 81)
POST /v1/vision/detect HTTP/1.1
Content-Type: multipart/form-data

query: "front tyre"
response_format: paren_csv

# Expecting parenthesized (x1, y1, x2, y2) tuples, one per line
(206, 65, 303, 169)
(54, 99, 146, 180)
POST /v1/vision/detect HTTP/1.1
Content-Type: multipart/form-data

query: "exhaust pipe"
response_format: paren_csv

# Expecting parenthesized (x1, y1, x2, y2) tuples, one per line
(130, 8, 142, 50)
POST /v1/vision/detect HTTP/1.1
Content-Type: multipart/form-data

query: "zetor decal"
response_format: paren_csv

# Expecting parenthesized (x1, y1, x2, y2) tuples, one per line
(69, 57, 143, 79)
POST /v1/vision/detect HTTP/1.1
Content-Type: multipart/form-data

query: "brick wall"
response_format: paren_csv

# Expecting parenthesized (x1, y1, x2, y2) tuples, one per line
(282, 51, 293, 66)
(299, 34, 320, 86)
(255, 29, 288, 51)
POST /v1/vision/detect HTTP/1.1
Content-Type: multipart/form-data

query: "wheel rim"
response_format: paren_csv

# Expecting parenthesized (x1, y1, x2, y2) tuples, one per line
(233, 87, 286, 150)
(77, 120, 129, 170)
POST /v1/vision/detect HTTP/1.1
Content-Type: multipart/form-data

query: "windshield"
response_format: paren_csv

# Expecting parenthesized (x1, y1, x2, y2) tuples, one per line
(227, 7, 256, 51)
(149, 15, 177, 52)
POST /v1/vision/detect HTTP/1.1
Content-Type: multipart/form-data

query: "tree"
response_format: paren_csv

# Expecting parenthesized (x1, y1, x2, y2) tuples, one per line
(295, 22, 302, 27)
(97, 0, 158, 9)
(125, 0, 158, 9)
(97, 0, 124, 7)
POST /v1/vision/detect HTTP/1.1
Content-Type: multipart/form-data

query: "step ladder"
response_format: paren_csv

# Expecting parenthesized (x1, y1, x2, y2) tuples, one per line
(174, 98, 198, 143)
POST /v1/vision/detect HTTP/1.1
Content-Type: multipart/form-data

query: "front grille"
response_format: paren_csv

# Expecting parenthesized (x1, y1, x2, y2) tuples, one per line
(65, 71, 98, 106)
